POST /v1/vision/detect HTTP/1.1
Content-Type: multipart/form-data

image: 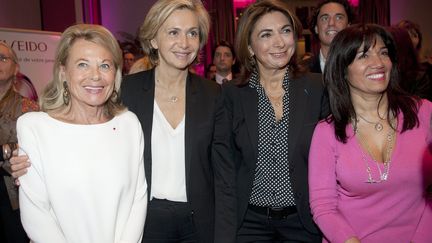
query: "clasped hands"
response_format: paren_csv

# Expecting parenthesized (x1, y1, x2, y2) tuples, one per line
(9, 147, 31, 185)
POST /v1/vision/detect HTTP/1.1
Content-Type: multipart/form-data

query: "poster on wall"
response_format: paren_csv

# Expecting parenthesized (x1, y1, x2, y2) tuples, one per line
(0, 27, 61, 98)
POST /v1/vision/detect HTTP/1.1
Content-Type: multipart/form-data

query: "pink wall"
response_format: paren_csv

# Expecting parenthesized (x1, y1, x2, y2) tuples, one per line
(100, 0, 157, 41)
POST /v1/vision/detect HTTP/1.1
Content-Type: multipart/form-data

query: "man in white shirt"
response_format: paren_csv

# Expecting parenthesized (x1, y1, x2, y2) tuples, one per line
(212, 41, 236, 84)
(309, 0, 354, 73)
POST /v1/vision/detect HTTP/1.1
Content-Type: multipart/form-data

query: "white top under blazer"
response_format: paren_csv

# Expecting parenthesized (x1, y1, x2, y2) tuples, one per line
(150, 101, 187, 202)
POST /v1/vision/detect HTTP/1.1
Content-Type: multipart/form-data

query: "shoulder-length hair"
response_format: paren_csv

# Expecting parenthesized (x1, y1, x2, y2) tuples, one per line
(324, 23, 419, 143)
(235, 0, 303, 85)
(41, 24, 124, 117)
(139, 0, 210, 66)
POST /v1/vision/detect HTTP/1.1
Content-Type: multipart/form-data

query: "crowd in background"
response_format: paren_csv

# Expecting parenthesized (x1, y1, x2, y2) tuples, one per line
(115, 2, 432, 103)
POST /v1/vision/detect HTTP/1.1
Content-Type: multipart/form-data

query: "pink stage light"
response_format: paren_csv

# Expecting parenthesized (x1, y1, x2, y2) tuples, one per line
(233, 0, 254, 9)
(348, 0, 359, 7)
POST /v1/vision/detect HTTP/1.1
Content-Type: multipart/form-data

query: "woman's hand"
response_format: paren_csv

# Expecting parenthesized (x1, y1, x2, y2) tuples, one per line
(10, 148, 31, 185)
(345, 237, 361, 243)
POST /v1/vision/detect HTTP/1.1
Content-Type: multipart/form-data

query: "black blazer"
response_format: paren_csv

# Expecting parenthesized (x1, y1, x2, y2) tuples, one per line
(309, 54, 323, 74)
(214, 73, 329, 241)
(121, 69, 224, 243)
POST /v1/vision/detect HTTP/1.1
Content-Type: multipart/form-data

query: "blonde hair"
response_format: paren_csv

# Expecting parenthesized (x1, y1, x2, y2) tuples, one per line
(128, 56, 154, 74)
(41, 24, 125, 116)
(139, 0, 210, 66)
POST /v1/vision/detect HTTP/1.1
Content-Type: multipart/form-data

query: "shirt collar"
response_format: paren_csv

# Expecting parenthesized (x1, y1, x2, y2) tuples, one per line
(215, 72, 233, 85)
(249, 67, 290, 91)
(319, 49, 326, 73)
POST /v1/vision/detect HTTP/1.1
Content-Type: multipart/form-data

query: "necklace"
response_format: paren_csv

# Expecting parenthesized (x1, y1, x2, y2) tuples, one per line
(266, 90, 285, 108)
(353, 118, 396, 183)
(169, 96, 179, 103)
(356, 113, 386, 132)
(156, 79, 181, 103)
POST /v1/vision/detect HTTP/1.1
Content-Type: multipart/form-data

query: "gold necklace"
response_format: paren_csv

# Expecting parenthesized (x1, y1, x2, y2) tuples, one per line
(352, 118, 396, 183)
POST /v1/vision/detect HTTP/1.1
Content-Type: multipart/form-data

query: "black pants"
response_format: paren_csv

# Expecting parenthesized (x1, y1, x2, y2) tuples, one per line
(143, 199, 197, 243)
(237, 205, 321, 243)
(0, 206, 29, 243)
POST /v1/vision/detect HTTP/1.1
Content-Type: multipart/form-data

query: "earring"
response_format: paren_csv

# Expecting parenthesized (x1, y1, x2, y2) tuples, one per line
(63, 81, 70, 105)
(249, 54, 256, 66)
(110, 90, 119, 104)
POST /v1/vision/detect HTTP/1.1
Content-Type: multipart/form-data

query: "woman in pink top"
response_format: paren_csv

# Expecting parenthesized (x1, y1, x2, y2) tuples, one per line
(309, 24, 432, 243)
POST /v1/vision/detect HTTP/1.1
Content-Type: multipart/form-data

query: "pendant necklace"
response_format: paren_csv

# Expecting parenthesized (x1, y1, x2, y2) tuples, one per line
(157, 79, 180, 103)
(352, 118, 396, 183)
(266, 90, 285, 108)
(169, 96, 179, 103)
(356, 113, 386, 132)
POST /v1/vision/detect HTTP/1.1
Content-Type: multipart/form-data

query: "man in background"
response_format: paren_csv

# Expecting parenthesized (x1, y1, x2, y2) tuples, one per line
(212, 41, 236, 84)
(122, 51, 136, 75)
(308, 0, 354, 73)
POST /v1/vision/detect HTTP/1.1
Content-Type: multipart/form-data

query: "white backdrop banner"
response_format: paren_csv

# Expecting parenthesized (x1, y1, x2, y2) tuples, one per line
(0, 27, 61, 96)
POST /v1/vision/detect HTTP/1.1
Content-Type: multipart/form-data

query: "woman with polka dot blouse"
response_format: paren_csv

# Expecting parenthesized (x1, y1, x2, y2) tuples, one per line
(212, 0, 329, 242)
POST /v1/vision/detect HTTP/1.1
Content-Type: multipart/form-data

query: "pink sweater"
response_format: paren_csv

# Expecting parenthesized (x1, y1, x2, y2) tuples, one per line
(309, 100, 432, 243)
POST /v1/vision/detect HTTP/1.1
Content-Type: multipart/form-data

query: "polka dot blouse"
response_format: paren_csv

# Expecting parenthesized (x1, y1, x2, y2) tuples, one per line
(248, 69, 296, 207)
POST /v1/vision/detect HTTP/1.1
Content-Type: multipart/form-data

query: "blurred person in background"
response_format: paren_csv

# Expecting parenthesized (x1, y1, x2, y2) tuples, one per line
(212, 40, 236, 84)
(128, 55, 154, 74)
(0, 42, 36, 243)
(123, 51, 136, 75)
(206, 63, 217, 80)
(387, 26, 431, 101)
(397, 20, 432, 101)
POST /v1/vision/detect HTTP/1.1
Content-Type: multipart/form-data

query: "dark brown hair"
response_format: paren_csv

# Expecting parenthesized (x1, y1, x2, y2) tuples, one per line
(309, 0, 355, 55)
(213, 40, 236, 61)
(309, 0, 355, 36)
(235, 0, 303, 85)
(324, 23, 419, 142)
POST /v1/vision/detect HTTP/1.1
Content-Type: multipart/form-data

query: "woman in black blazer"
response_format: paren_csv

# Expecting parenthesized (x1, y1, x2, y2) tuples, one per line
(120, 0, 226, 242)
(213, 0, 329, 242)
